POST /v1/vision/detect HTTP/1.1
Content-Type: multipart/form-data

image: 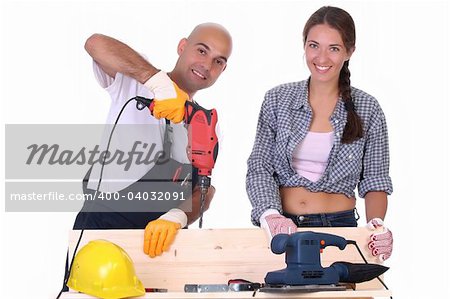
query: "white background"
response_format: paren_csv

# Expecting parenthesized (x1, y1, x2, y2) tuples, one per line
(1, 0, 449, 298)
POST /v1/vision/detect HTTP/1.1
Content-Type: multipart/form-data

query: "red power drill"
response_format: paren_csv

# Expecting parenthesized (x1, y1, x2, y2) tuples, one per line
(184, 101, 218, 228)
(135, 97, 218, 228)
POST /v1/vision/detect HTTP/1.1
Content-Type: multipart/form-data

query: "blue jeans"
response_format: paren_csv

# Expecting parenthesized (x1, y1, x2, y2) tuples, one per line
(283, 209, 360, 227)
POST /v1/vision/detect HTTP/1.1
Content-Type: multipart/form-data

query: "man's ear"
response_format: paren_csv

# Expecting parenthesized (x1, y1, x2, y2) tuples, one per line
(177, 38, 188, 55)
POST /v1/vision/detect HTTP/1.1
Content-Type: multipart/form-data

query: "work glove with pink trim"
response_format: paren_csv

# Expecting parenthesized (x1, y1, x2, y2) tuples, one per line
(144, 71, 189, 123)
(366, 218, 393, 261)
(260, 209, 297, 241)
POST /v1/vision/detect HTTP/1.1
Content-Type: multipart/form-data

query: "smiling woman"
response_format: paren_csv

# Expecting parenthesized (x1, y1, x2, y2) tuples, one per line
(304, 25, 352, 85)
(246, 6, 393, 262)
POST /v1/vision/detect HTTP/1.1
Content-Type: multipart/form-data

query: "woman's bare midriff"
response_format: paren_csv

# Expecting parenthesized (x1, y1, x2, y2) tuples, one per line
(280, 187, 356, 215)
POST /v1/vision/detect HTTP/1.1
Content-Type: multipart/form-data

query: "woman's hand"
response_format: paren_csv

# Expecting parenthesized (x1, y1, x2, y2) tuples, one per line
(367, 218, 393, 261)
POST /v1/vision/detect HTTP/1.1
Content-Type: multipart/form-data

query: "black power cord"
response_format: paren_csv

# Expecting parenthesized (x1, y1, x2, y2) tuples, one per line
(56, 97, 144, 299)
(346, 240, 393, 299)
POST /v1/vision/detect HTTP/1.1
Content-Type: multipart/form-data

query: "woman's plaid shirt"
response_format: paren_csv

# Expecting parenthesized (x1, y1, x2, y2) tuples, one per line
(246, 80, 393, 225)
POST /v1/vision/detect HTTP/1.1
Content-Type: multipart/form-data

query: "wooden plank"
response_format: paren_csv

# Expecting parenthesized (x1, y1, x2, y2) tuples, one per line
(62, 289, 391, 298)
(66, 227, 390, 297)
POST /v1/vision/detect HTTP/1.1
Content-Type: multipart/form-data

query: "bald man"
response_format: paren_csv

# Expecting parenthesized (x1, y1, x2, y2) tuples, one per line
(73, 23, 233, 257)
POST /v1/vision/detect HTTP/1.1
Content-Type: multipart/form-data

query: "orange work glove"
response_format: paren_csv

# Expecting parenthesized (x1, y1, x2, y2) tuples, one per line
(144, 71, 189, 123)
(143, 208, 187, 258)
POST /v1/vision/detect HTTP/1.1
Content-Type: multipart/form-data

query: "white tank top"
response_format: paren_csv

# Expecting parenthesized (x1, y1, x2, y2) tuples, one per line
(292, 131, 334, 182)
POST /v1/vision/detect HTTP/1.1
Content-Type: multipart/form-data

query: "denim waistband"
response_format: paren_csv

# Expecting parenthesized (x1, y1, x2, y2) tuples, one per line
(282, 208, 360, 227)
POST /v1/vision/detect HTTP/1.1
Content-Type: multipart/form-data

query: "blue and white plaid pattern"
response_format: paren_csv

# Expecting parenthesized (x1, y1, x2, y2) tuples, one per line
(246, 80, 393, 226)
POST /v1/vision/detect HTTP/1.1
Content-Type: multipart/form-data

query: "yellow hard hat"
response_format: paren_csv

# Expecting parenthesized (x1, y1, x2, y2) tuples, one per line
(67, 239, 145, 299)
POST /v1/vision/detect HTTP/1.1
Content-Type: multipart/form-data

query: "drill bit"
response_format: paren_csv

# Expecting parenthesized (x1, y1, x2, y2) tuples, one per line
(197, 176, 211, 228)
(198, 188, 207, 228)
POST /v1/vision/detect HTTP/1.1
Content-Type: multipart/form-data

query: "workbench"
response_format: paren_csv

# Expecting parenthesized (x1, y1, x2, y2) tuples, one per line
(61, 228, 392, 298)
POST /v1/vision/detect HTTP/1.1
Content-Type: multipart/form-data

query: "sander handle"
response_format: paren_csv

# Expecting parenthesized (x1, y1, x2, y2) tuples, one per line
(315, 232, 347, 250)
